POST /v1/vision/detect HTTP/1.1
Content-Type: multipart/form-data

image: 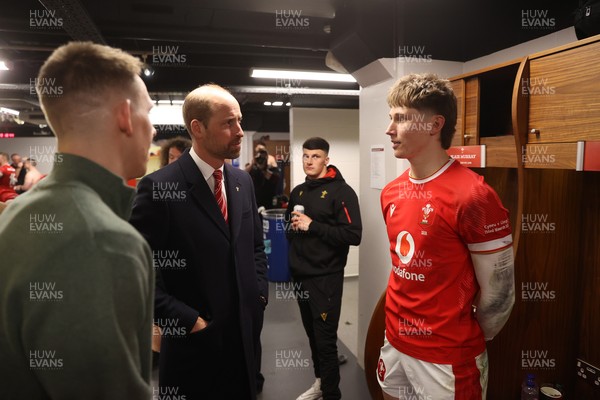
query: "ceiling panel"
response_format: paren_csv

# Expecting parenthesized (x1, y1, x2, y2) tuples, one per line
(0, 0, 578, 136)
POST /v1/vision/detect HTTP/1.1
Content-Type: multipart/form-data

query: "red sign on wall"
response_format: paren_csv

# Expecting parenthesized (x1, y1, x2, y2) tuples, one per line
(576, 141, 600, 171)
(447, 145, 486, 168)
(0, 132, 15, 138)
(583, 141, 600, 171)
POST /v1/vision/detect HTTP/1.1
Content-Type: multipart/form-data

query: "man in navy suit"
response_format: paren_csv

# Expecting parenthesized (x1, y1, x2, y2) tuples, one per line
(130, 84, 268, 399)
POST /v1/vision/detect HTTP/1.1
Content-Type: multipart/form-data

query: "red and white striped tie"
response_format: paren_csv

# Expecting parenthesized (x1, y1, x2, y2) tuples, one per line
(213, 169, 228, 223)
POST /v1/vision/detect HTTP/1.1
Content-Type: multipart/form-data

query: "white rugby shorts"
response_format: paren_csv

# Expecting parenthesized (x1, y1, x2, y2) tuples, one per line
(377, 334, 488, 400)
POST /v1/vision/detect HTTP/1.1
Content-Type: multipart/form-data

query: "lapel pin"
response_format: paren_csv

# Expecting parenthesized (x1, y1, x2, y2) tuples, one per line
(236, 186, 239, 191)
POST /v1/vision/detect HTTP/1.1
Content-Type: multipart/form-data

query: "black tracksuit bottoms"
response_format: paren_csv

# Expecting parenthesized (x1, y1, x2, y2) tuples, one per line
(296, 270, 344, 400)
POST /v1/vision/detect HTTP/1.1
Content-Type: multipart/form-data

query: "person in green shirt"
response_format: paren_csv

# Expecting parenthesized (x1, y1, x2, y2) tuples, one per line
(0, 41, 156, 399)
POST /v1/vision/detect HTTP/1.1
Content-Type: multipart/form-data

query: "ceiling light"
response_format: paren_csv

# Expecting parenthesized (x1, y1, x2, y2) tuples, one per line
(140, 55, 154, 78)
(232, 86, 360, 96)
(142, 65, 155, 77)
(286, 102, 291, 106)
(251, 69, 356, 83)
(0, 107, 19, 116)
(263, 101, 272, 106)
(272, 101, 284, 106)
(149, 105, 183, 125)
(157, 100, 184, 105)
(0, 61, 10, 71)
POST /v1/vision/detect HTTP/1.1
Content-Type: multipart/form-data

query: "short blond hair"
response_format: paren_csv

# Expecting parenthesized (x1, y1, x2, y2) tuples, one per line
(37, 41, 142, 134)
(182, 84, 232, 133)
(387, 73, 457, 150)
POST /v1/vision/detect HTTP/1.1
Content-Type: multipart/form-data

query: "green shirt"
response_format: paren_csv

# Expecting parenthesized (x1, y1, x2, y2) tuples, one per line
(0, 153, 154, 399)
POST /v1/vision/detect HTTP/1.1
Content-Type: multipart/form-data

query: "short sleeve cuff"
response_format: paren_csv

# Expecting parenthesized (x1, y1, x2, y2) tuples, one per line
(468, 234, 513, 253)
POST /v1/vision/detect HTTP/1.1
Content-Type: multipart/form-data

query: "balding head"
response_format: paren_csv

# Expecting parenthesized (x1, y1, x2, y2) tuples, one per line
(182, 84, 243, 168)
(182, 84, 237, 134)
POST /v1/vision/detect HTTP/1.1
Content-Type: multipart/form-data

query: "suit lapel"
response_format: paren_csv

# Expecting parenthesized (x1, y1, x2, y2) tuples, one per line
(224, 164, 243, 242)
(178, 151, 230, 239)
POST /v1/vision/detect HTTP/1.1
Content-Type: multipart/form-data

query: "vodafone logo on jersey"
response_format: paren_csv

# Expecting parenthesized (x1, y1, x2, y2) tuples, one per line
(392, 230, 427, 282)
(395, 231, 415, 264)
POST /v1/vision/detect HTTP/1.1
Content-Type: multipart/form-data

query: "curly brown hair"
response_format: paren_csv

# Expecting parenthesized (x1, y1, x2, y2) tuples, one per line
(160, 137, 192, 167)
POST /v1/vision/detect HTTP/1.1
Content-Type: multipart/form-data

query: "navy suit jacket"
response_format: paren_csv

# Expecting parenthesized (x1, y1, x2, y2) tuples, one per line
(130, 150, 268, 398)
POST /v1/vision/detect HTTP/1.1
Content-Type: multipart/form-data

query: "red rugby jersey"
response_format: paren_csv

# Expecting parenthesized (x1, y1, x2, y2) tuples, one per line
(380, 159, 512, 364)
(0, 164, 16, 188)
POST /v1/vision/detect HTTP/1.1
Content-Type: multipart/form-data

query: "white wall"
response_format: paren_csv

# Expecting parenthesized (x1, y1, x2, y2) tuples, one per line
(240, 130, 257, 169)
(289, 107, 360, 276)
(0, 137, 58, 174)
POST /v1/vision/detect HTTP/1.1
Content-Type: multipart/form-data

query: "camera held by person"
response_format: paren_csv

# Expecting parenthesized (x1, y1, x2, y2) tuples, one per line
(253, 147, 277, 175)
(254, 148, 268, 169)
(246, 144, 281, 210)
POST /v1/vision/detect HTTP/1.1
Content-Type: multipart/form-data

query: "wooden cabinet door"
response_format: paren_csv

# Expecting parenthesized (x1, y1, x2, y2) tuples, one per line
(528, 40, 600, 143)
(464, 77, 480, 145)
(450, 77, 479, 146)
(450, 79, 465, 147)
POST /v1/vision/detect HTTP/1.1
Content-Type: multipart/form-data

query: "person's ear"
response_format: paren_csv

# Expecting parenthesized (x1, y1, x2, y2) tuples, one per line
(430, 115, 445, 135)
(116, 99, 133, 136)
(190, 119, 205, 139)
(325, 156, 330, 165)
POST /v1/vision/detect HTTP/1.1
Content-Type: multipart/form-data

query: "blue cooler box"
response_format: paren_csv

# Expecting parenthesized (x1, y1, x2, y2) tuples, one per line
(262, 208, 290, 282)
